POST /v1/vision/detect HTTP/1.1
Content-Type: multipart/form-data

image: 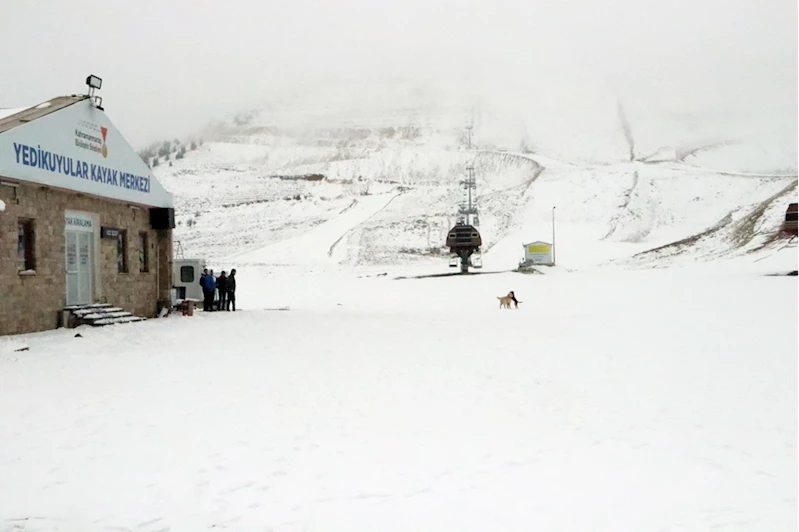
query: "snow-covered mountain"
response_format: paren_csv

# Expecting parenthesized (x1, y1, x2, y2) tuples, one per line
(155, 102, 797, 272)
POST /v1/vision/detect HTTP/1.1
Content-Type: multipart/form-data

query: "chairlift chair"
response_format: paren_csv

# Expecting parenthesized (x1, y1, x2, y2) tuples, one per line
(471, 252, 483, 269)
(449, 254, 459, 268)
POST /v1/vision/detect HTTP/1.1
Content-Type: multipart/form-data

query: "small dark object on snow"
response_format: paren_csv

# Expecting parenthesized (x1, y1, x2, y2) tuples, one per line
(782, 203, 798, 235)
(510, 291, 522, 308)
(74, 333, 83, 338)
(14, 347, 29, 352)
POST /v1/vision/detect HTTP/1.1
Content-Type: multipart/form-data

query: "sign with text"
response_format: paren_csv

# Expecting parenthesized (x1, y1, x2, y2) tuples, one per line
(0, 99, 173, 207)
(101, 226, 120, 239)
(65, 212, 95, 233)
(524, 241, 553, 265)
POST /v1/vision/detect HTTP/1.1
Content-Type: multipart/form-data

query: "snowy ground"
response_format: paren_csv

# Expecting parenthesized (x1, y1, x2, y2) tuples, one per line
(1, 265, 796, 532)
(3, 102, 797, 530)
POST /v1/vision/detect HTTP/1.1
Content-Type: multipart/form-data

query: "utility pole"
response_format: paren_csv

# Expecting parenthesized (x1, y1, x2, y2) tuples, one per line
(465, 124, 473, 150)
(552, 206, 556, 265)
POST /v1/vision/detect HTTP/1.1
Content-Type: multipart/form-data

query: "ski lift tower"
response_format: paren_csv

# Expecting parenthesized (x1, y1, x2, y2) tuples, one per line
(447, 165, 483, 272)
(459, 165, 478, 226)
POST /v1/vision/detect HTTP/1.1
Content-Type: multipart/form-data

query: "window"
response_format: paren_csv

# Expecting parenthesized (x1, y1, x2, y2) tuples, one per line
(17, 219, 35, 271)
(117, 230, 128, 273)
(138, 232, 149, 273)
(180, 265, 195, 283)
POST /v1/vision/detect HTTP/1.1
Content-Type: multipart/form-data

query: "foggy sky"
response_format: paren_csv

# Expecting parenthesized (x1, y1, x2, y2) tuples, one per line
(1, 0, 796, 156)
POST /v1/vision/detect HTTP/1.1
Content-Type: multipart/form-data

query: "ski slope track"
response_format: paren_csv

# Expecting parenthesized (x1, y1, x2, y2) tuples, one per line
(327, 193, 402, 262)
(230, 192, 401, 267)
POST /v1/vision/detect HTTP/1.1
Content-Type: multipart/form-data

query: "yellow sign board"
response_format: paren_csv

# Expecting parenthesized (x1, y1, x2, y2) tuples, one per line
(527, 244, 551, 253)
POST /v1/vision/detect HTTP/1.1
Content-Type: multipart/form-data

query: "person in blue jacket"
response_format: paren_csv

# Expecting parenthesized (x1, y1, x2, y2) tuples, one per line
(205, 269, 217, 311)
(199, 268, 216, 312)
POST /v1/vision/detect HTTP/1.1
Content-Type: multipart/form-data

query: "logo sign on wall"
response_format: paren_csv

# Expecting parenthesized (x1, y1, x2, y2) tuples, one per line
(75, 120, 109, 159)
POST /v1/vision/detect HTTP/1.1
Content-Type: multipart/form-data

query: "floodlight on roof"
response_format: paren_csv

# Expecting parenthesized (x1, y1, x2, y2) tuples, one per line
(85, 74, 105, 110)
(86, 75, 102, 90)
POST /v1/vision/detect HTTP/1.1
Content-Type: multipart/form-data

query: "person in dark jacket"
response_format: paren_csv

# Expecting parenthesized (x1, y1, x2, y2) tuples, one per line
(199, 268, 210, 311)
(217, 271, 228, 312)
(226, 269, 237, 311)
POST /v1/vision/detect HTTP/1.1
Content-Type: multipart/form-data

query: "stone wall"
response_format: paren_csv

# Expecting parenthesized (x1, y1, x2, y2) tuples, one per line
(0, 181, 172, 335)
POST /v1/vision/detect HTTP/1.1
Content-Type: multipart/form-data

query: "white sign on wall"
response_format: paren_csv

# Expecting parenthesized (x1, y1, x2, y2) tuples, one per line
(64, 211, 95, 232)
(0, 99, 173, 208)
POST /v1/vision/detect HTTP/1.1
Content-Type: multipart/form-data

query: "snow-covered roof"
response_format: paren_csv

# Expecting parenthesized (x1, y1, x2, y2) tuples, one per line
(0, 107, 27, 121)
(0, 96, 88, 135)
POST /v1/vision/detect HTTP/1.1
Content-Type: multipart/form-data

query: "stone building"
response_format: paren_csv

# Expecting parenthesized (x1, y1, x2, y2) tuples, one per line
(0, 87, 175, 335)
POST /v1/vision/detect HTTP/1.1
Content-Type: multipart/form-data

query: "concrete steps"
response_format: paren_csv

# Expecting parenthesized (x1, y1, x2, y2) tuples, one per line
(91, 315, 146, 326)
(64, 303, 113, 312)
(62, 303, 146, 328)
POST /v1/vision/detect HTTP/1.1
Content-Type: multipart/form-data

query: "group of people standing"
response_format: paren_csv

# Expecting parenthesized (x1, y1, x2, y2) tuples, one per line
(199, 268, 237, 312)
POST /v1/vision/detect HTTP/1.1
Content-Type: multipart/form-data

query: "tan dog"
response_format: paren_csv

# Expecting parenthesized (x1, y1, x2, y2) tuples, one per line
(497, 292, 514, 309)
